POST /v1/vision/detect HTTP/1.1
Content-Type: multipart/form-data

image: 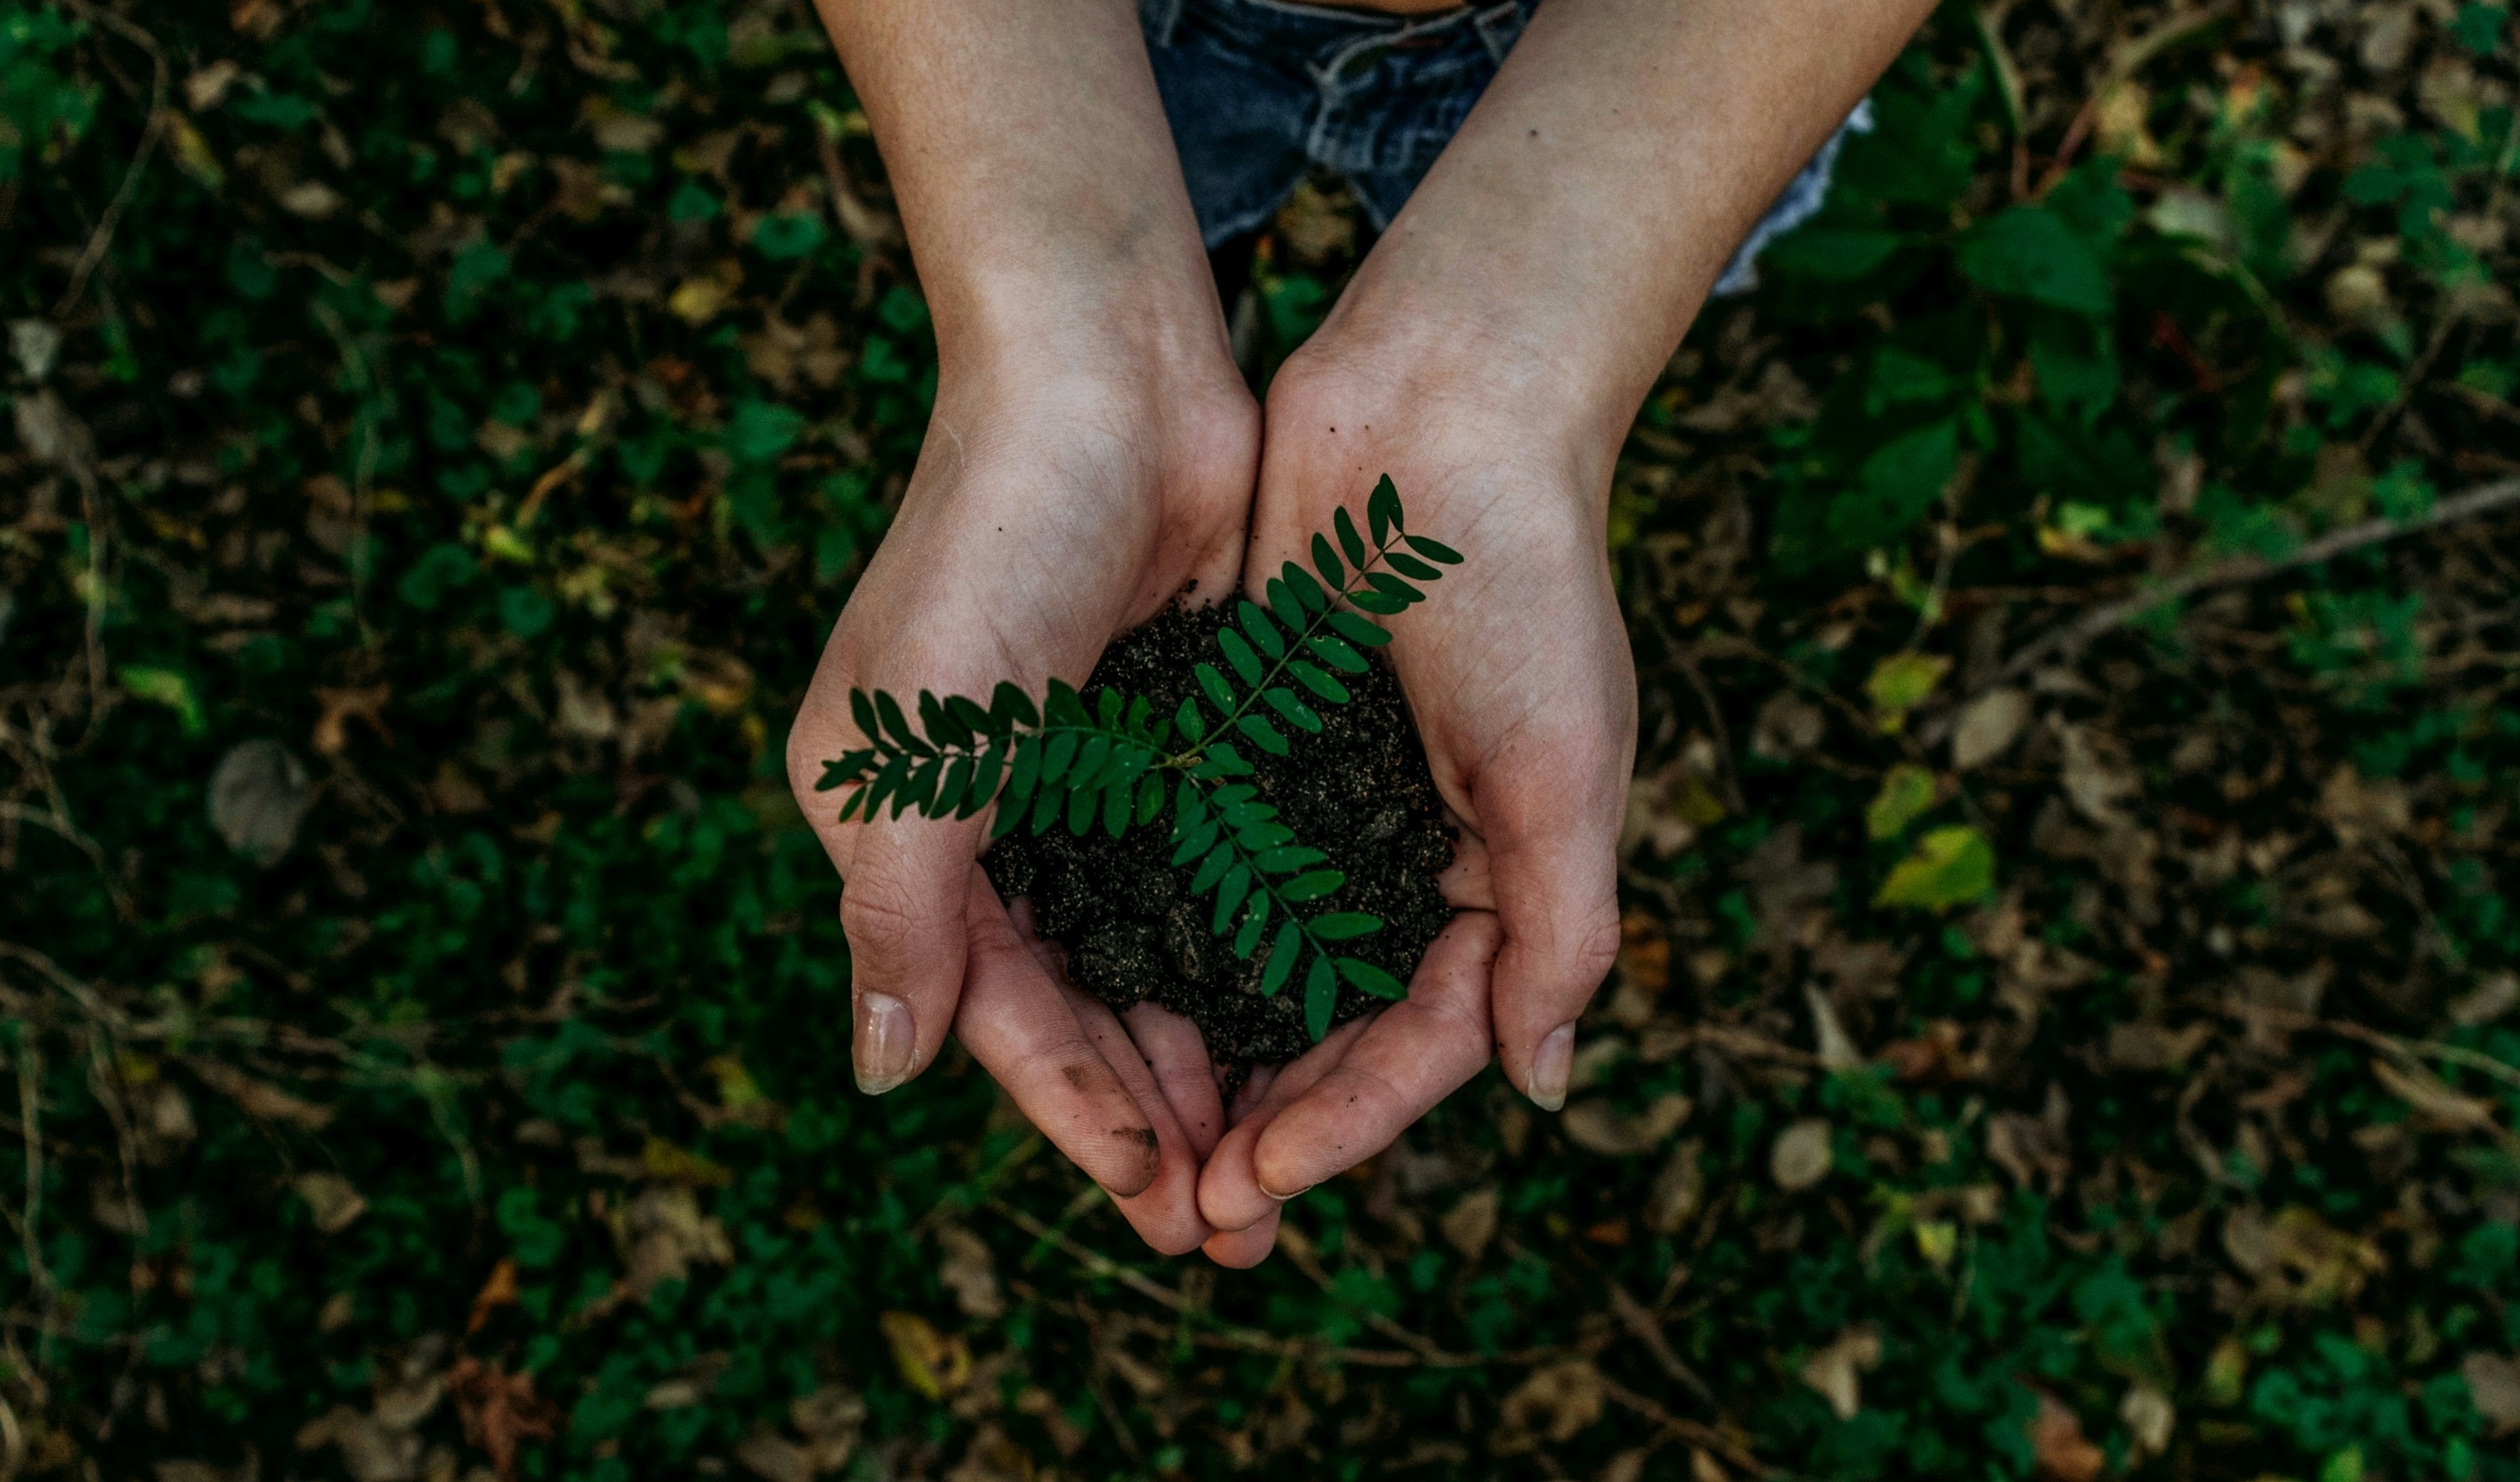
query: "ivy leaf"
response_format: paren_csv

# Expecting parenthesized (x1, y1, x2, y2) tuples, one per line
(1309, 912, 1381, 940)
(1874, 824, 1997, 910)
(1335, 957, 1406, 1000)
(1866, 763, 1940, 840)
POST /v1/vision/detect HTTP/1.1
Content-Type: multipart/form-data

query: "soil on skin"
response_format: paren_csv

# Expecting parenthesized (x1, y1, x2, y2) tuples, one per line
(983, 600, 1456, 1070)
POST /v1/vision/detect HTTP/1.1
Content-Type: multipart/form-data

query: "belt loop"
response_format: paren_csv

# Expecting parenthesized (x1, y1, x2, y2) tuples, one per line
(1141, 0, 1185, 48)
(1471, 0, 1530, 64)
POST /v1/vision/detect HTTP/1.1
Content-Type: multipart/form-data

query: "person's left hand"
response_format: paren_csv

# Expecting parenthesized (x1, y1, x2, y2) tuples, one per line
(1194, 337, 1635, 1265)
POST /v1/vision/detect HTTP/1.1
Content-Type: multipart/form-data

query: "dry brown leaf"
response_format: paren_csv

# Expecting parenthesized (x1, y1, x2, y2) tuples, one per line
(1770, 1118, 1834, 1191)
(1645, 1140, 1704, 1235)
(2027, 1390, 2103, 1482)
(1495, 1359, 1606, 1450)
(293, 1172, 367, 1234)
(2119, 1383, 2174, 1458)
(1440, 1186, 1500, 1260)
(935, 1226, 1004, 1320)
(1798, 1326, 1880, 1420)
(468, 1257, 518, 1335)
(313, 684, 391, 756)
(1562, 1094, 1693, 1157)
(191, 1060, 333, 1129)
(734, 1429, 814, 1482)
(1950, 689, 2030, 771)
(2463, 1352, 2520, 1434)
(2370, 1058, 2499, 1132)
(446, 1357, 558, 1482)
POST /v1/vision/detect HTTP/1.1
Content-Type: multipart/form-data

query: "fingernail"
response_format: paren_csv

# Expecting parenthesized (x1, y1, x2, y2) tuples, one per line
(854, 991, 914, 1095)
(1527, 1022, 1575, 1112)
(1260, 1180, 1312, 1203)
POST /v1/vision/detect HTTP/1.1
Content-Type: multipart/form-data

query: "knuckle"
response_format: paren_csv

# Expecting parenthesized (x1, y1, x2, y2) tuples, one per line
(838, 878, 928, 967)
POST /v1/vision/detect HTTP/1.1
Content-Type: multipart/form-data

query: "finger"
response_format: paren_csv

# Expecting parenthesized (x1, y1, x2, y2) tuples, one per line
(952, 878, 1166, 1199)
(1478, 743, 1624, 1113)
(837, 816, 984, 1093)
(1124, 1002, 1225, 1161)
(1196, 1011, 1377, 1236)
(1246, 912, 1499, 1205)
(1438, 829, 1495, 912)
(1071, 992, 1213, 1255)
(1201, 1206, 1280, 1269)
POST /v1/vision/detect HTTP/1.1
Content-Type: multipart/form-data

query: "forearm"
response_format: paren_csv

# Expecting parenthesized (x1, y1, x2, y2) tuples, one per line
(1314, 0, 1935, 463)
(810, 0, 1224, 372)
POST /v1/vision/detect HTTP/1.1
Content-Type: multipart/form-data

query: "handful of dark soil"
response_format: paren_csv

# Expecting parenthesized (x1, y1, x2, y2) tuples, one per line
(984, 602, 1455, 1069)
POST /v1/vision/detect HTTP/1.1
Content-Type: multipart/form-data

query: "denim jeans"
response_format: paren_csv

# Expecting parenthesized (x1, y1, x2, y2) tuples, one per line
(1139, 0, 1869, 296)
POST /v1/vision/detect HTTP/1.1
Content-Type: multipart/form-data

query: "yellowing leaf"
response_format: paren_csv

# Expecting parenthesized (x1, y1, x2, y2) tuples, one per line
(641, 1135, 733, 1187)
(1865, 764, 1939, 840)
(1864, 652, 1950, 734)
(878, 1312, 969, 1401)
(1875, 825, 1996, 910)
(120, 665, 206, 735)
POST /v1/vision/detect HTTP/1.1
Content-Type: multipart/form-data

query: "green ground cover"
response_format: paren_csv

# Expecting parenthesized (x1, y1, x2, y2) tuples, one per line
(4, 0, 2520, 1478)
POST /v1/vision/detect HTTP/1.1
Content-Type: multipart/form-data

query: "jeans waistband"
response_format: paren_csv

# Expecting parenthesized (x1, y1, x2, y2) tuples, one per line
(1142, 0, 1530, 67)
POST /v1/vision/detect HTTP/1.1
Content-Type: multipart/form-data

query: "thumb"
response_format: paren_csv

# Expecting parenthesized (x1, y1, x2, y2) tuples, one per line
(837, 814, 981, 1093)
(1478, 747, 1624, 1113)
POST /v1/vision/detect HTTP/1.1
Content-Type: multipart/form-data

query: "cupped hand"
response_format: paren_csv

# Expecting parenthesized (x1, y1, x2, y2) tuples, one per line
(1196, 346, 1633, 1264)
(786, 343, 1256, 1254)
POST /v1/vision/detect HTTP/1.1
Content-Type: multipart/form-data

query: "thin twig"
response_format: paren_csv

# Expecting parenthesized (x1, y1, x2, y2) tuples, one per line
(1596, 1375, 1766, 1475)
(52, 1, 169, 319)
(1990, 475, 2520, 687)
(1607, 1282, 1714, 1408)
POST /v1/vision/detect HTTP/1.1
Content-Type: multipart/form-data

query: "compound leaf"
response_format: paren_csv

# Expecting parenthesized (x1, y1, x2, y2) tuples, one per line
(1334, 507, 1367, 568)
(1262, 920, 1302, 996)
(1309, 912, 1381, 940)
(990, 680, 1039, 728)
(1325, 610, 1390, 647)
(1312, 532, 1345, 591)
(1384, 551, 1441, 582)
(1212, 865, 1251, 932)
(1216, 627, 1264, 687)
(1190, 841, 1235, 894)
(1194, 662, 1237, 716)
(1403, 534, 1463, 565)
(1304, 953, 1336, 1041)
(1336, 957, 1407, 1000)
(1282, 562, 1329, 614)
(1280, 868, 1346, 902)
(1233, 897, 1269, 957)
(1263, 686, 1322, 732)
(1237, 600, 1285, 659)
(1308, 633, 1369, 673)
(1288, 660, 1351, 704)
(1237, 714, 1289, 756)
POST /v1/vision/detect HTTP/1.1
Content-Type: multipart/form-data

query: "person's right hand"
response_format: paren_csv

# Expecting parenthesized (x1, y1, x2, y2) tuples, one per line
(785, 333, 1257, 1255)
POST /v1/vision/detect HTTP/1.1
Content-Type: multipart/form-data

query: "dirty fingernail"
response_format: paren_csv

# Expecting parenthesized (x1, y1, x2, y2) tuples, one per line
(1527, 1022, 1575, 1111)
(854, 991, 914, 1094)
